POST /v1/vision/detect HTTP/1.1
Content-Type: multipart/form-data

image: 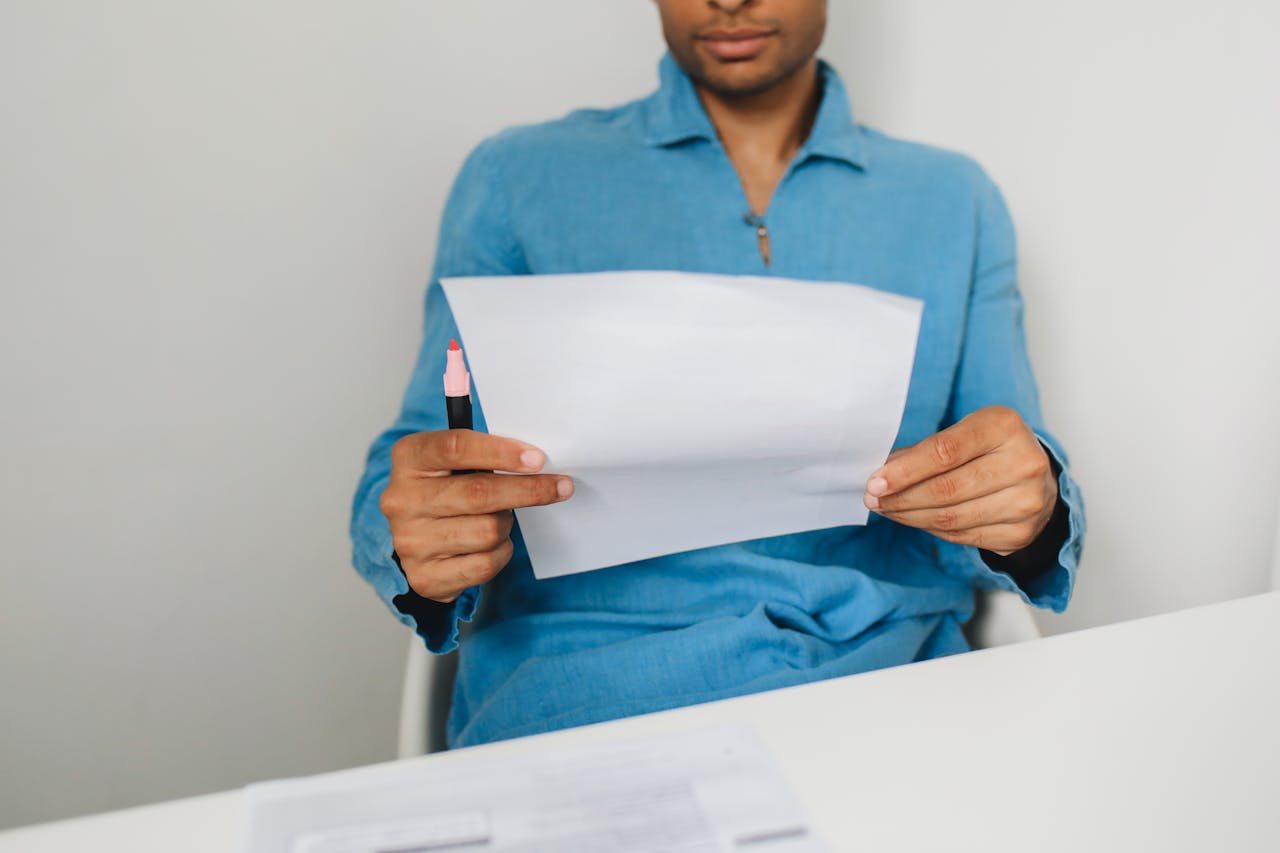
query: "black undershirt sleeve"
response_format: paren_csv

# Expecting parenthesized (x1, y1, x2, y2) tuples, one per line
(390, 551, 461, 650)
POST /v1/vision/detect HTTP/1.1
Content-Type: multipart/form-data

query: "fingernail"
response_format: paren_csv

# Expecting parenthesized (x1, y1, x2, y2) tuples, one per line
(520, 449, 545, 471)
(863, 493, 880, 510)
(867, 477, 889, 497)
(556, 477, 574, 499)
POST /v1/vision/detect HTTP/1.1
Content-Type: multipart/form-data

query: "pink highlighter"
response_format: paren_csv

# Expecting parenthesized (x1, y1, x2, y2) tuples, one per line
(443, 338, 477, 474)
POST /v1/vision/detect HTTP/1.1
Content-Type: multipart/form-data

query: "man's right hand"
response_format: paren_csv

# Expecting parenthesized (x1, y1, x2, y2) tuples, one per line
(379, 430, 574, 603)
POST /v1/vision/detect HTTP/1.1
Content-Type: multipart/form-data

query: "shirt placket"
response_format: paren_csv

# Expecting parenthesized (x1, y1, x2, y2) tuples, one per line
(722, 149, 816, 271)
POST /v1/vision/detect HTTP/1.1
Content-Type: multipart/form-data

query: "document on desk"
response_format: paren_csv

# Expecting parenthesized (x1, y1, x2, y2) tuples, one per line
(239, 724, 827, 852)
(441, 270, 923, 579)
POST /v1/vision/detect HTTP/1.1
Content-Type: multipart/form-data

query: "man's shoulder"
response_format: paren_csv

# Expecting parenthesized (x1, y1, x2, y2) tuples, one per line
(465, 96, 650, 171)
(857, 125, 999, 198)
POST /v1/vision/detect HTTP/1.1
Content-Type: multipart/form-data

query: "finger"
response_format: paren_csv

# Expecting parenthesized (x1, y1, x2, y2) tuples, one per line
(398, 511, 514, 560)
(392, 430, 548, 476)
(867, 455, 1010, 513)
(924, 520, 1045, 556)
(867, 408, 1018, 497)
(871, 485, 1042, 534)
(404, 539, 515, 603)
(431, 472, 574, 516)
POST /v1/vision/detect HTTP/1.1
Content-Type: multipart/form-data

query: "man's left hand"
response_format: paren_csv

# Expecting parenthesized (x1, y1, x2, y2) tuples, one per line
(863, 406, 1058, 556)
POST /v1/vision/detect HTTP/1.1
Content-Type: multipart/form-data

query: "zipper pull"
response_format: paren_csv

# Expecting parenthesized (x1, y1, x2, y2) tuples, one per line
(743, 211, 772, 267)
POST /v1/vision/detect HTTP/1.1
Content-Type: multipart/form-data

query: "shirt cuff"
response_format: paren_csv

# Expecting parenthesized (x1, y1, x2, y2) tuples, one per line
(390, 551, 481, 654)
(980, 493, 1069, 583)
(978, 443, 1069, 584)
(953, 437, 1084, 613)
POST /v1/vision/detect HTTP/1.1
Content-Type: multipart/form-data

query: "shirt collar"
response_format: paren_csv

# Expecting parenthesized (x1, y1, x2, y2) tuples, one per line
(641, 52, 868, 170)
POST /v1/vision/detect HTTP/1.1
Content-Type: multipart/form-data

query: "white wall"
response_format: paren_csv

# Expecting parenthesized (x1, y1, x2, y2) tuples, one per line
(0, 0, 665, 830)
(1, 0, 1276, 830)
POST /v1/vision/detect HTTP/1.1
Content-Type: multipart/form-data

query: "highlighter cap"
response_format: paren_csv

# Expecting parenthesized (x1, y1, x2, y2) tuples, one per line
(443, 338, 470, 397)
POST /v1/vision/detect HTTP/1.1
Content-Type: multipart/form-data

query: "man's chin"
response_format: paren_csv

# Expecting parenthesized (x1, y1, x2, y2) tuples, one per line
(697, 63, 789, 98)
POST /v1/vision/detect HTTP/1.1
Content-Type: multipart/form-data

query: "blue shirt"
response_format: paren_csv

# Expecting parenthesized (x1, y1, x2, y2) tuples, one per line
(351, 54, 1085, 748)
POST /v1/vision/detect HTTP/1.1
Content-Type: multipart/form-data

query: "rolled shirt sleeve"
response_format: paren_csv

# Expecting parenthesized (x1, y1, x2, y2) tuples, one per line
(938, 174, 1085, 613)
(349, 138, 525, 653)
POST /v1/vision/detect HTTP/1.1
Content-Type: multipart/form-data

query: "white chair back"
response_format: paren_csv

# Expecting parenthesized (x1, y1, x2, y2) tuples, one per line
(963, 588, 1043, 650)
(396, 640, 455, 759)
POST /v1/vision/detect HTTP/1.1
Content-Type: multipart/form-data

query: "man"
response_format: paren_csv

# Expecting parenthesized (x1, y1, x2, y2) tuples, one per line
(352, 0, 1084, 748)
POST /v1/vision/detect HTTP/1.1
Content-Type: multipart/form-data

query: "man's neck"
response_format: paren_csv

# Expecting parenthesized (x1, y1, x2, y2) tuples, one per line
(693, 60, 822, 214)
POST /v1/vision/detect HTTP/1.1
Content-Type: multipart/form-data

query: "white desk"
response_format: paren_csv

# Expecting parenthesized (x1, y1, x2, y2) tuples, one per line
(4, 592, 1278, 852)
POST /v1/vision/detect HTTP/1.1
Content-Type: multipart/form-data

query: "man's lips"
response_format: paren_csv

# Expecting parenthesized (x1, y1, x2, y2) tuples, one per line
(696, 28, 777, 61)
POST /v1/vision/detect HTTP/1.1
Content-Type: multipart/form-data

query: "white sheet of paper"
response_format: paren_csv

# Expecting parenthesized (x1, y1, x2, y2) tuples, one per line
(238, 724, 827, 853)
(441, 270, 922, 579)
